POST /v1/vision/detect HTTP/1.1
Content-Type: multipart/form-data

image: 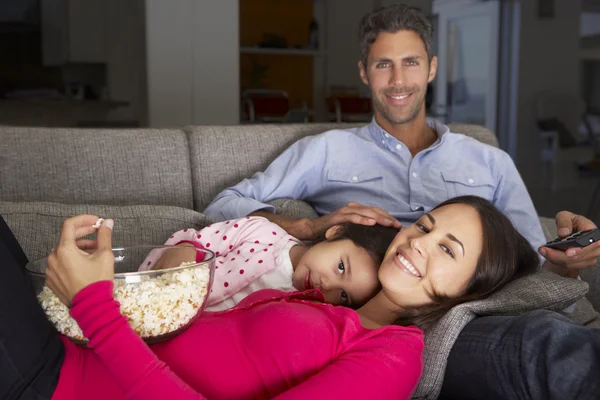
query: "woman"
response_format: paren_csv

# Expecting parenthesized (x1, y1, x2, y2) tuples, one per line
(1, 196, 538, 400)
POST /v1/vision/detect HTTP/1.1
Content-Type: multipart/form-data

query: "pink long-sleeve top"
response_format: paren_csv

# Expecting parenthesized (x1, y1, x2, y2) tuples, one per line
(51, 282, 424, 400)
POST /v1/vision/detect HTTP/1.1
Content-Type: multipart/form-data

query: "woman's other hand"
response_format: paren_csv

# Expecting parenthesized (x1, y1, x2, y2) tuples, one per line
(46, 215, 115, 307)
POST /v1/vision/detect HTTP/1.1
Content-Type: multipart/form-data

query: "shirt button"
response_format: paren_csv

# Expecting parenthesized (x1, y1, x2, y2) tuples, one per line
(352, 176, 359, 181)
(396, 144, 402, 150)
(381, 139, 385, 144)
(468, 178, 474, 184)
(412, 172, 418, 178)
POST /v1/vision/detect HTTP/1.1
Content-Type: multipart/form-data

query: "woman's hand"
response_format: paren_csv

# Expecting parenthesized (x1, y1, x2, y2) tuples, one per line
(46, 214, 115, 307)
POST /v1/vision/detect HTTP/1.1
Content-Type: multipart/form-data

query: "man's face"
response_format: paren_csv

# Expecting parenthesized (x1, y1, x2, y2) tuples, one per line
(359, 30, 437, 126)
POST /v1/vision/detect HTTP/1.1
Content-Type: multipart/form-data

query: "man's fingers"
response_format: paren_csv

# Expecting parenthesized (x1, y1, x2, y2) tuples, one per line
(58, 215, 100, 247)
(564, 242, 600, 265)
(555, 211, 577, 237)
(565, 240, 600, 257)
(571, 214, 598, 233)
(342, 204, 400, 226)
(541, 244, 599, 270)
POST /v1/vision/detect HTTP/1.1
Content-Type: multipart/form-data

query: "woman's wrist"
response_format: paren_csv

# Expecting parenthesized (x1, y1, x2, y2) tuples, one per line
(71, 280, 114, 307)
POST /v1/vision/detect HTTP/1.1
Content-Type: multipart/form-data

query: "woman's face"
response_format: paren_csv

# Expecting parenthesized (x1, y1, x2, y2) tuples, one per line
(378, 203, 483, 309)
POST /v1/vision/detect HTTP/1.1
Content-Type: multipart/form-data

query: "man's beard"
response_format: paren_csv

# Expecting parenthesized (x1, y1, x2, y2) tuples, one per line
(371, 85, 424, 125)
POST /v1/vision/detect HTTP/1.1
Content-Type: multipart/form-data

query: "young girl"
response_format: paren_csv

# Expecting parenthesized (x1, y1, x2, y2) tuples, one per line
(139, 216, 399, 311)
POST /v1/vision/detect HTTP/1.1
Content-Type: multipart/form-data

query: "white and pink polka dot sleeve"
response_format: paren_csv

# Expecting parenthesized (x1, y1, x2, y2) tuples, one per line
(138, 217, 300, 306)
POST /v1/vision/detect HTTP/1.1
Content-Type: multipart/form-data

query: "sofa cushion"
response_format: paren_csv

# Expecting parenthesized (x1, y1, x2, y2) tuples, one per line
(186, 123, 362, 211)
(0, 201, 214, 262)
(0, 127, 194, 209)
(414, 269, 588, 399)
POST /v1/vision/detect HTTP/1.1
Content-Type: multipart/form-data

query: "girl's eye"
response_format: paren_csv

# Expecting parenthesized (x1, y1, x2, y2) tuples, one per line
(337, 261, 345, 274)
(340, 290, 349, 304)
(417, 223, 430, 233)
(441, 244, 455, 258)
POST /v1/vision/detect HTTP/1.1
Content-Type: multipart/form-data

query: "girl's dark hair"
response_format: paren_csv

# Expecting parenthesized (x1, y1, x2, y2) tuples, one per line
(394, 195, 540, 331)
(327, 223, 399, 266)
(359, 4, 434, 67)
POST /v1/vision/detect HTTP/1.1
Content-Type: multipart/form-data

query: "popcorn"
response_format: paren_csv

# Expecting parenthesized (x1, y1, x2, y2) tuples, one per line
(38, 261, 210, 343)
(92, 218, 105, 229)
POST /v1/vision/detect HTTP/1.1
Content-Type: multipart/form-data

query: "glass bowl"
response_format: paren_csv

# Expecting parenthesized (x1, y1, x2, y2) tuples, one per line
(26, 245, 215, 346)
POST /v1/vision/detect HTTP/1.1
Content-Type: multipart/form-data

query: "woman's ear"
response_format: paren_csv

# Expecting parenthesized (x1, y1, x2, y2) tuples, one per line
(325, 225, 343, 240)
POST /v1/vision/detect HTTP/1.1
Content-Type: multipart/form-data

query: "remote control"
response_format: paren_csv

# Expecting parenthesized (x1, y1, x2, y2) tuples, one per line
(544, 228, 600, 251)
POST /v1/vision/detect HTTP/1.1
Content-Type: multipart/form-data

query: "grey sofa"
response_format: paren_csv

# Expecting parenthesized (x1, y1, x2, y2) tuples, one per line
(1, 122, 598, 399)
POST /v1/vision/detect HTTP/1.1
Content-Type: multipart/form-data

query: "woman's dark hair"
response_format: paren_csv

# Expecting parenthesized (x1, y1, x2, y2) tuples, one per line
(394, 195, 540, 331)
(359, 4, 434, 68)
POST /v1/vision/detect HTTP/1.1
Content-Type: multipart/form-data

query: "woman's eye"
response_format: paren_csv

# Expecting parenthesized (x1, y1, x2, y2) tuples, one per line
(340, 290, 349, 304)
(441, 244, 455, 258)
(337, 261, 345, 274)
(417, 223, 430, 233)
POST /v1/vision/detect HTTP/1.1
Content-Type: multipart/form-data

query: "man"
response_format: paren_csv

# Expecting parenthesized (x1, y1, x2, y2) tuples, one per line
(206, 4, 600, 398)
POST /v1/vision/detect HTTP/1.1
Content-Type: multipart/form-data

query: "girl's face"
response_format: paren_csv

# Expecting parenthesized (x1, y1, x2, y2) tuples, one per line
(378, 203, 483, 309)
(292, 237, 380, 308)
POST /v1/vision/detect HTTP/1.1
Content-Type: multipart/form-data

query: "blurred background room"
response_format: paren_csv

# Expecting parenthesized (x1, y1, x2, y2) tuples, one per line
(0, 0, 599, 222)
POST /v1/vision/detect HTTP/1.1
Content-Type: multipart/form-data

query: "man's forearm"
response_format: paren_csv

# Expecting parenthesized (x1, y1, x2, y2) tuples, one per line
(249, 211, 312, 239)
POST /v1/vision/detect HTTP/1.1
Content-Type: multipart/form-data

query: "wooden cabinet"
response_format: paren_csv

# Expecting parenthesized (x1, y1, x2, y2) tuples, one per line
(41, 0, 107, 65)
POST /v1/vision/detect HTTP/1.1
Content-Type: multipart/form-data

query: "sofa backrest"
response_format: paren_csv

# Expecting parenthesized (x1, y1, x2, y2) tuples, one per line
(186, 123, 363, 210)
(0, 122, 498, 213)
(0, 126, 194, 209)
(187, 122, 498, 211)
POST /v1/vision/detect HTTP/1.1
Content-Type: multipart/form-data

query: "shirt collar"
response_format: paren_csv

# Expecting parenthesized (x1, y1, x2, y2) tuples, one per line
(366, 117, 450, 150)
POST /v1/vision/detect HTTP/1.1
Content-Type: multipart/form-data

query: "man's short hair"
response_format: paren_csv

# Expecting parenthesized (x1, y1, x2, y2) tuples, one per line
(359, 4, 434, 66)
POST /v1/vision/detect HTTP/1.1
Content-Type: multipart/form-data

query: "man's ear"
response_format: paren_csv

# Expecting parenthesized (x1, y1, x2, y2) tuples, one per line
(325, 225, 343, 240)
(428, 56, 438, 83)
(359, 60, 369, 86)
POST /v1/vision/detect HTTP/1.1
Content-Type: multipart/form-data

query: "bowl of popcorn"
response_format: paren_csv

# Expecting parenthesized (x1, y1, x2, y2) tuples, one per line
(26, 245, 215, 346)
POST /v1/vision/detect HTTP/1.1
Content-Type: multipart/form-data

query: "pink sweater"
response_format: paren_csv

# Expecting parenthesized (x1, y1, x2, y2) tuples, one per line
(51, 281, 424, 400)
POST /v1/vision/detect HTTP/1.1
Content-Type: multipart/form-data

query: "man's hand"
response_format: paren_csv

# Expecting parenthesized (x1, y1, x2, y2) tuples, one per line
(539, 211, 600, 276)
(254, 202, 402, 240)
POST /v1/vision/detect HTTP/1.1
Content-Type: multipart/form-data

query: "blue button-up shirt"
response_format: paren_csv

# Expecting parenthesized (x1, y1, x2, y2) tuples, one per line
(204, 119, 546, 251)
